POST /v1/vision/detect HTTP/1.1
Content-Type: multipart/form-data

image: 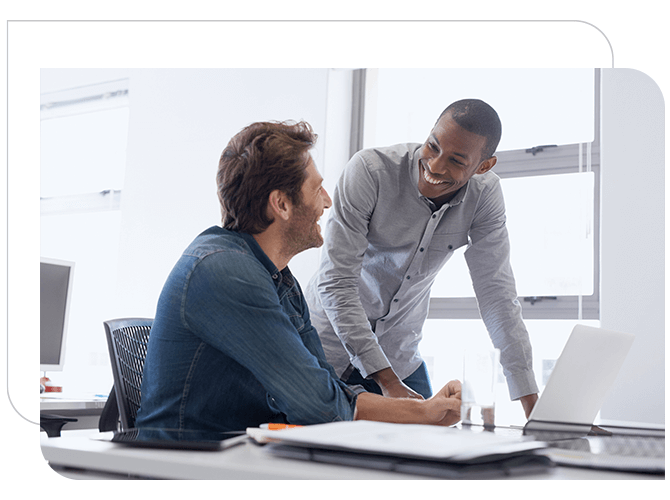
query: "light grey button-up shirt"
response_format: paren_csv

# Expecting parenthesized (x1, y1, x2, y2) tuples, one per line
(305, 143, 538, 400)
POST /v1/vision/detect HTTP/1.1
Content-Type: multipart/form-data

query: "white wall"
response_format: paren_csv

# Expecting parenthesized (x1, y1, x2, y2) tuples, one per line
(598, 69, 665, 424)
(116, 69, 332, 317)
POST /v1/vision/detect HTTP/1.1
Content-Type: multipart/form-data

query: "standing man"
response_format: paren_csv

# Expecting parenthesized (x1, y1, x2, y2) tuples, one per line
(306, 99, 539, 418)
(136, 120, 462, 432)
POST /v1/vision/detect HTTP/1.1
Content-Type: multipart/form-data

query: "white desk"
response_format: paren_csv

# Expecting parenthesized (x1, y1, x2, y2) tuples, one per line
(40, 429, 662, 480)
(40, 397, 107, 431)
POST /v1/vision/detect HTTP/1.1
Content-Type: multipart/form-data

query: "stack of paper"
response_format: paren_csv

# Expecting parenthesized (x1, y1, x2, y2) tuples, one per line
(249, 420, 546, 462)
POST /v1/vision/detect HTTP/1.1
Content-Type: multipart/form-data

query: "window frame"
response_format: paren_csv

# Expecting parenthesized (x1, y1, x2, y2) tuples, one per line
(354, 68, 601, 321)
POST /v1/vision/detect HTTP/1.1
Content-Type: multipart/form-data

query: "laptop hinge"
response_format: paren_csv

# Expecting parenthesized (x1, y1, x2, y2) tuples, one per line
(523, 419, 592, 440)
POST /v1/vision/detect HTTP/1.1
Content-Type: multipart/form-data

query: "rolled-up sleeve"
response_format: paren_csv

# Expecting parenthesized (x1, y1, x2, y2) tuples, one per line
(317, 153, 392, 378)
(464, 178, 539, 400)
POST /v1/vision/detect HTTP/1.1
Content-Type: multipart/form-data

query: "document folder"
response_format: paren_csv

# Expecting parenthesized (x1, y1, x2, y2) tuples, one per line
(250, 421, 553, 479)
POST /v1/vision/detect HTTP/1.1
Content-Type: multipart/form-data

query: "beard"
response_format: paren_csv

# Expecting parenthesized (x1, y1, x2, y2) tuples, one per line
(282, 201, 324, 257)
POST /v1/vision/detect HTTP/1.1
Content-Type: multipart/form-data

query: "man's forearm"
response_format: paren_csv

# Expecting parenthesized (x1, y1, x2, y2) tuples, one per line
(354, 392, 430, 424)
(371, 367, 424, 399)
(371, 367, 400, 387)
(354, 380, 461, 426)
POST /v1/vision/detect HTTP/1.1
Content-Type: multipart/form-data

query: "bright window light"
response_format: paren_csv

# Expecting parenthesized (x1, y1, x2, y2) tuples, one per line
(430, 172, 595, 298)
(367, 68, 594, 151)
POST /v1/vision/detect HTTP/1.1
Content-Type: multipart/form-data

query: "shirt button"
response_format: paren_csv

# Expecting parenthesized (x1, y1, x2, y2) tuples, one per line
(406, 275, 411, 280)
(393, 298, 399, 303)
(419, 247, 424, 252)
(432, 214, 437, 219)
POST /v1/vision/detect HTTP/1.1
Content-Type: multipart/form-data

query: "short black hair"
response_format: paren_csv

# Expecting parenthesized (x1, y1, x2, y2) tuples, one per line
(438, 99, 502, 160)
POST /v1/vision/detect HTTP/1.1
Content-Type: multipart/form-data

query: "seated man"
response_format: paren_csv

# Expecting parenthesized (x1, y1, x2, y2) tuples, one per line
(136, 120, 461, 432)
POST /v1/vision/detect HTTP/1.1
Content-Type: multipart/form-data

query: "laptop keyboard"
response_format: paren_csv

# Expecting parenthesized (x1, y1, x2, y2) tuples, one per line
(553, 435, 665, 457)
(543, 435, 664, 473)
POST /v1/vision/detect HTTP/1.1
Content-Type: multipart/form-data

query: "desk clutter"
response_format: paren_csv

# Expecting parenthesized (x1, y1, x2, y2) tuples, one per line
(40, 422, 665, 480)
(249, 420, 664, 478)
(250, 420, 553, 479)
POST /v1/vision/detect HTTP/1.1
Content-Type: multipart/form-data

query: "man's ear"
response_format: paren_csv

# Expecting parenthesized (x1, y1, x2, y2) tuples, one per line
(476, 156, 497, 175)
(267, 189, 291, 221)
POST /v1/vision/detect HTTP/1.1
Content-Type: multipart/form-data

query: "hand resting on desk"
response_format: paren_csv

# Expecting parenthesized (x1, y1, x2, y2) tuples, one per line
(353, 379, 462, 426)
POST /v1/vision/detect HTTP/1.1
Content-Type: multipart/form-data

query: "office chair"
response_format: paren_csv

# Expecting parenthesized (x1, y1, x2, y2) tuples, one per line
(102, 318, 153, 431)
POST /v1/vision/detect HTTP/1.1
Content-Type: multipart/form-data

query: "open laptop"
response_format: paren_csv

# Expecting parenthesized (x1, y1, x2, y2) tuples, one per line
(522, 324, 664, 473)
(524, 324, 636, 437)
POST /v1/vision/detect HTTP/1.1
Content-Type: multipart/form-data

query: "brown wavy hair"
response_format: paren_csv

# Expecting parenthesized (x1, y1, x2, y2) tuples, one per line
(217, 121, 317, 234)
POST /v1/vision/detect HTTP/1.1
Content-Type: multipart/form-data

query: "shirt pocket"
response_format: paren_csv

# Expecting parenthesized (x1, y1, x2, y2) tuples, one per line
(423, 231, 469, 275)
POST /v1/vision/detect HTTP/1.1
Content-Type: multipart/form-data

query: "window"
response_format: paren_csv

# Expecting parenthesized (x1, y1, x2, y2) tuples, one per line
(366, 69, 594, 150)
(40, 79, 130, 393)
(431, 172, 595, 297)
(360, 68, 600, 321)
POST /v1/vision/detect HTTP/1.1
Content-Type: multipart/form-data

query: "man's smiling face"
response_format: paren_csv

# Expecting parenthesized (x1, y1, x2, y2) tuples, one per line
(417, 112, 497, 205)
(284, 157, 332, 255)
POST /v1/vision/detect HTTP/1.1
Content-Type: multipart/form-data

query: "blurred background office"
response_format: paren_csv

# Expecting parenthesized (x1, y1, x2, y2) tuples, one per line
(40, 68, 663, 425)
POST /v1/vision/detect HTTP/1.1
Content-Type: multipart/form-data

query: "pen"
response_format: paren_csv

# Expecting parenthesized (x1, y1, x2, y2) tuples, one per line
(260, 423, 302, 430)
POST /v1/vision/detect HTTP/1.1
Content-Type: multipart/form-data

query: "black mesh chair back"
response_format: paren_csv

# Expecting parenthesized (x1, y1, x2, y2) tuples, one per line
(103, 318, 153, 430)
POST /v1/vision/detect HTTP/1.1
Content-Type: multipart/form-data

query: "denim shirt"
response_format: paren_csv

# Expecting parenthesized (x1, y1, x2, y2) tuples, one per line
(136, 227, 358, 432)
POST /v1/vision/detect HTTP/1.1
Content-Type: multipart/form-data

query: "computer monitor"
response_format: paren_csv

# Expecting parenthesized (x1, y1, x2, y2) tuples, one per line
(40, 257, 75, 372)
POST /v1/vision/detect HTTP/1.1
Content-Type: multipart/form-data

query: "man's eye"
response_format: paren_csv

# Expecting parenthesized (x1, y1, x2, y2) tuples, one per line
(428, 142, 439, 152)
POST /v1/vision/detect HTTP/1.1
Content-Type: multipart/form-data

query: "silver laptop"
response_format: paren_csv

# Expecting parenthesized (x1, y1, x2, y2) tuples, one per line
(525, 324, 635, 435)
(523, 325, 666, 473)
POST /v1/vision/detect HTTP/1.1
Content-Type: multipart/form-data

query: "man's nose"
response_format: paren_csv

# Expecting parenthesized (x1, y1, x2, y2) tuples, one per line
(427, 155, 448, 175)
(322, 188, 333, 209)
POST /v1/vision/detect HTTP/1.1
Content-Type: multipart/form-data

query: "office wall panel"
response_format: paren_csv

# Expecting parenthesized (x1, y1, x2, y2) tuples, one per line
(599, 69, 665, 424)
(114, 69, 338, 317)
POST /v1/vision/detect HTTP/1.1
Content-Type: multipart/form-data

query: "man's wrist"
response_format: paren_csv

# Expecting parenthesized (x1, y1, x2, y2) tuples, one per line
(370, 367, 399, 388)
(519, 393, 539, 418)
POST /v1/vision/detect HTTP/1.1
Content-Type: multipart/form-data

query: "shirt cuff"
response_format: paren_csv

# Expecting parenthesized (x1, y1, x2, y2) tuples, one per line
(350, 347, 392, 379)
(506, 369, 540, 401)
(345, 384, 368, 395)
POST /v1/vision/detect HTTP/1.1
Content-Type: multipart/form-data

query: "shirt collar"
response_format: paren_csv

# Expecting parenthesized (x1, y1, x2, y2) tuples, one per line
(237, 230, 294, 287)
(237, 231, 280, 277)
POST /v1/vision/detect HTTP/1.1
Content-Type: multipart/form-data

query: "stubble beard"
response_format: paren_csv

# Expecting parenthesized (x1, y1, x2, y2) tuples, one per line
(282, 203, 323, 259)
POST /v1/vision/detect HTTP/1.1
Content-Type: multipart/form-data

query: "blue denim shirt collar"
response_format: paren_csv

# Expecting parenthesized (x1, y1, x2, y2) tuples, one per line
(236, 230, 294, 290)
(237, 231, 277, 274)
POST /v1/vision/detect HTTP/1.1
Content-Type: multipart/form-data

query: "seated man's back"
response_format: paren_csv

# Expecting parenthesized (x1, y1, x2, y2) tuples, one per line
(136, 227, 358, 432)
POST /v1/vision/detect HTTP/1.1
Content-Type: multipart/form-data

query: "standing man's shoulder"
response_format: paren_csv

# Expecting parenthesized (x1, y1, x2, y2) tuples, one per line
(466, 169, 503, 199)
(349, 143, 422, 173)
(336, 143, 423, 207)
(471, 169, 501, 187)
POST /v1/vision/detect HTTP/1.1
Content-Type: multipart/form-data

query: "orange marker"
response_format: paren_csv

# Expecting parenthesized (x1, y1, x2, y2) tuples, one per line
(260, 423, 302, 430)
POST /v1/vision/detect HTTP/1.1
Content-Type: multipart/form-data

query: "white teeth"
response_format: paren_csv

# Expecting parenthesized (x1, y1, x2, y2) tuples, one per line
(423, 168, 446, 185)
